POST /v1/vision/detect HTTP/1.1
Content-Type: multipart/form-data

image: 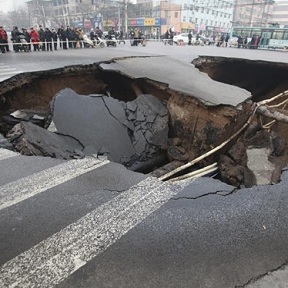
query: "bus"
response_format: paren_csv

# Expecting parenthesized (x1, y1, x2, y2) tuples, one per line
(230, 26, 288, 49)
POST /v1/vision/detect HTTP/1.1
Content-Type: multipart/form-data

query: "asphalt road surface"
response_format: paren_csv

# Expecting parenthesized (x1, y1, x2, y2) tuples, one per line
(1, 43, 288, 287)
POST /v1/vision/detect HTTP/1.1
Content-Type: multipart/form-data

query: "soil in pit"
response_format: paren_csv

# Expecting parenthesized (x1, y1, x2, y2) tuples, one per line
(1, 57, 288, 188)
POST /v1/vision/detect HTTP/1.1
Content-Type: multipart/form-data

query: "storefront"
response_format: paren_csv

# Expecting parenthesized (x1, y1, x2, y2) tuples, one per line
(127, 17, 161, 39)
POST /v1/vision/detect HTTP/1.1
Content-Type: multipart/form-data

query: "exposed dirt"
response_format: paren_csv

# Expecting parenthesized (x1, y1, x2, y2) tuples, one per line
(1, 57, 288, 187)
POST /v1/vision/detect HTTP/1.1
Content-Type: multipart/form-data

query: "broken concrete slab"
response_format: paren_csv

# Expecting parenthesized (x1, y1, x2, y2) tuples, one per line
(48, 89, 169, 169)
(6, 121, 84, 159)
(99, 57, 251, 106)
(49, 88, 135, 163)
(247, 148, 275, 185)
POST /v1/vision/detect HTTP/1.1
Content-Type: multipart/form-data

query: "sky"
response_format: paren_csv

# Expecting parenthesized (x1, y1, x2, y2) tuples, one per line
(0, 0, 27, 13)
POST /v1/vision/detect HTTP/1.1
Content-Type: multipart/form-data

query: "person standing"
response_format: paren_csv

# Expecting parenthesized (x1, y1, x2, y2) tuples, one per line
(188, 30, 192, 46)
(44, 28, 53, 51)
(133, 27, 139, 46)
(66, 26, 73, 49)
(225, 33, 230, 47)
(169, 27, 174, 45)
(38, 25, 45, 51)
(0, 26, 8, 53)
(29, 27, 40, 51)
(59, 26, 67, 49)
(51, 28, 58, 50)
(0, 26, 9, 52)
(11, 26, 21, 52)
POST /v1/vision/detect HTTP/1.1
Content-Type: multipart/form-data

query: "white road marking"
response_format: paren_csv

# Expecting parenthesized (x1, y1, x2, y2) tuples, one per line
(0, 157, 109, 210)
(0, 63, 23, 79)
(0, 177, 184, 288)
(0, 148, 19, 161)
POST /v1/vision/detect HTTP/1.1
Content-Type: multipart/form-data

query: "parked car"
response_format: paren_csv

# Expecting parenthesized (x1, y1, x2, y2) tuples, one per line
(173, 33, 189, 44)
(173, 33, 205, 45)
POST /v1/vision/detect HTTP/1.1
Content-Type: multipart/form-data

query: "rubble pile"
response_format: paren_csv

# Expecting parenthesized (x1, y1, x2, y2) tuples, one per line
(46, 88, 169, 171)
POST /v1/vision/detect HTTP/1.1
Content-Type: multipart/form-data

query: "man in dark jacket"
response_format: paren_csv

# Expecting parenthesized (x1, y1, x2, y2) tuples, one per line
(44, 28, 53, 51)
(51, 28, 58, 50)
(11, 26, 21, 52)
(58, 26, 67, 49)
(38, 25, 45, 50)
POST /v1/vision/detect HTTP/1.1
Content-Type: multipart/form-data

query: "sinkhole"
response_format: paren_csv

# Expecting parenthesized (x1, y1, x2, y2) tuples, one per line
(1, 56, 288, 188)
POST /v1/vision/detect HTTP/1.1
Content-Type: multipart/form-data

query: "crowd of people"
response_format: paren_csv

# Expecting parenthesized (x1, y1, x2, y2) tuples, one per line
(0, 25, 107, 53)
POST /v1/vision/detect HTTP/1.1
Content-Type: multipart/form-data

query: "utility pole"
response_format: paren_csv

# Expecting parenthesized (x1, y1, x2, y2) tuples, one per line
(124, 0, 128, 35)
(249, 0, 255, 27)
(117, 4, 121, 31)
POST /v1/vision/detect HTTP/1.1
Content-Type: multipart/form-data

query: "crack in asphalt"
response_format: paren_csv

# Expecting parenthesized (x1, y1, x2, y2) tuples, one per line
(235, 259, 288, 288)
(170, 188, 238, 201)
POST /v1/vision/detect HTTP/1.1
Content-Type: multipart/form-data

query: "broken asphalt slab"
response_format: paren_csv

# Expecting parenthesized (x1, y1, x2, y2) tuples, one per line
(99, 57, 251, 106)
(48, 88, 168, 168)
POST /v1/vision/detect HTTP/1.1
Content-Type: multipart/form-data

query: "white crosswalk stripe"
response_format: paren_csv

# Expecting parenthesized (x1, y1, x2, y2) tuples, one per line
(0, 148, 19, 161)
(0, 62, 23, 81)
(0, 156, 110, 210)
(0, 177, 184, 288)
(0, 145, 191, 288)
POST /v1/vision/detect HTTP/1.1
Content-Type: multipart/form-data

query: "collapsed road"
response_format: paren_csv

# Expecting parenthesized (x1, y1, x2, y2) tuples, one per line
(1, 47, 288, 287)
(1, 55, 288, 187)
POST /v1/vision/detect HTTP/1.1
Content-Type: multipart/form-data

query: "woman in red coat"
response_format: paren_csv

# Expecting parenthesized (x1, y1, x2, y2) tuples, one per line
(29, 28, 40, 51)
(0, 26, 8, 53)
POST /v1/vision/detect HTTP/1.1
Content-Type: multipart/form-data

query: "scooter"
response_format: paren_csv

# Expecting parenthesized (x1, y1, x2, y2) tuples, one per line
(18, 34, 29, 52)
(93, 37, 105, 48)
(82, 35, 95, 48)
(106, 34, 117, 47)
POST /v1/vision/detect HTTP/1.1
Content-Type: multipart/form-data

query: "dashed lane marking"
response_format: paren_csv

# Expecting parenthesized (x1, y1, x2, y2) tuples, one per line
(0, 177, 185, 288)
(0, 157, 110, 210)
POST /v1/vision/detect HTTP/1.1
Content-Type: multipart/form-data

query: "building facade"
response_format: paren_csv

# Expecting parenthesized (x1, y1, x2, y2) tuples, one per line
(173, 0, 234, 35)
(232, 0, 275, 27)
(270, 0, 288, 27)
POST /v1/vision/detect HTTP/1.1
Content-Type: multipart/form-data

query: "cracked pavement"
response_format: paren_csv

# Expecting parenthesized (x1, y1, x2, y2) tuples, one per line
(1, 44, 288, 287)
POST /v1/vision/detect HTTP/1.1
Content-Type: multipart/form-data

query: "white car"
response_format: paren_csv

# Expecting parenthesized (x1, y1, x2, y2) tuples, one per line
(173, 33, 204, 45)
(173, 33, 189, 44)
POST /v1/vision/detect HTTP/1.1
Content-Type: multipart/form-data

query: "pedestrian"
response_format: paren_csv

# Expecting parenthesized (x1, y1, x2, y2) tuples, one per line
(22, 28, 31, 51)
(0, 26, 9, 52)
(45, 28, 53, 51)
(188, 30, 192, 46)
(38, 25, 45, 51)
(59, 26, 68, 49)
(169, 28, 174, 45)
(66, 26, 74, 49)
(29, 27, 40, 51)
(0, 26, 8, 53)
(129, 28, 135, 46)
(133, 27, 139, 46)
(225, 34, 230, 47)
(11, 26, 21, 52)
(51, 28, 58, 50)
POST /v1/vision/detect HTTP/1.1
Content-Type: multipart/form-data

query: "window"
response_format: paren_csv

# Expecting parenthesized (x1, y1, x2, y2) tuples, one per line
(273, 30, 284, 40)
(175, 12, 178, 18)
(183, 16, 186, 22)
